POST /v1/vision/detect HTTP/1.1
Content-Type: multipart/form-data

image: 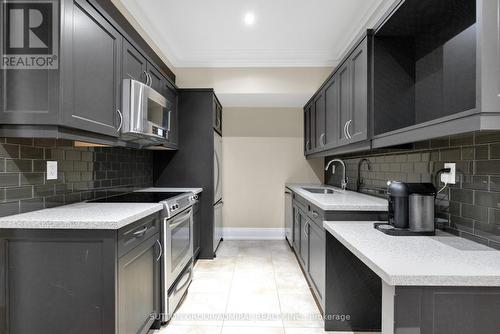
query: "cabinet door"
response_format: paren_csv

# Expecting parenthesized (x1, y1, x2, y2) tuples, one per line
(348, 40, 369, 143)
(0, 233, 116, 334)
(299, 211, 309, 269)
(62, 0, 121, 137)
(147, 63, 165, 95)
(293, 206, 301, 250)
(314, 91, 326, 150)
(338, 62, 351, 146)
(123, 40, 148, 83)
(308, 221, 325, 308)
(324, 75, 340, 148)
(304, 105, 313, 154)
(118, 234, 161, 334)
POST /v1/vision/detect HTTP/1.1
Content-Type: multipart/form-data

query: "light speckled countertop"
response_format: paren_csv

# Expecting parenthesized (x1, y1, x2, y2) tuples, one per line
(0, 202, 163, 229)
(138, 187, 203, 194)
(286, 183, 387, 211)
(324, 221, 500, 286)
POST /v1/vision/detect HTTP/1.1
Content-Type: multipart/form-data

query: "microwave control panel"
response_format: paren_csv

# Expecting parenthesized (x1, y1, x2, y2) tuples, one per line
(152, 126, 168, 139)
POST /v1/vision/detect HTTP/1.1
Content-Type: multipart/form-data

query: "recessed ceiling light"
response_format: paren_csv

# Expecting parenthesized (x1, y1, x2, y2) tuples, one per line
(244, 12, 256, 26)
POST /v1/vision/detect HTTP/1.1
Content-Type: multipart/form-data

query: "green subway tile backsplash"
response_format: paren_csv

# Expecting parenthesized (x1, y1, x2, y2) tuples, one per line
(325, 131, 500, 249)
(0, 138, 153, 217)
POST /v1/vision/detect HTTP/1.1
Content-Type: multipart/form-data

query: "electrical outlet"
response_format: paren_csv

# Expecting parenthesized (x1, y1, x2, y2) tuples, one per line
(440, 162, 456, 184)
(47, 161, 57, 180)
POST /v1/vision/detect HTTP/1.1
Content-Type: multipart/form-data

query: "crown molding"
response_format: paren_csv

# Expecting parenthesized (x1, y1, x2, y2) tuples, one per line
(118, 0, 399, 68)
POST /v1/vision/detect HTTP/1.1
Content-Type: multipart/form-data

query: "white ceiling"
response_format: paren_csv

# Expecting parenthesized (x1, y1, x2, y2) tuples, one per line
(118, 0, 393, 68)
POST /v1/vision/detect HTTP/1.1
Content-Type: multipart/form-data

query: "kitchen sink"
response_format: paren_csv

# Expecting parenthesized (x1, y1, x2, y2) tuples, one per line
(303, 187, 335, 194)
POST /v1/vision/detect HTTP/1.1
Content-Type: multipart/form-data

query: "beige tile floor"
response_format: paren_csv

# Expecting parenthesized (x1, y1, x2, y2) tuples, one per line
(152, 240, 369, 334)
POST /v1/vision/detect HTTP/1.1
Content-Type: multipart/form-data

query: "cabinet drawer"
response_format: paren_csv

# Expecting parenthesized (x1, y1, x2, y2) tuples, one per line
(308, 204, 324, 226)
(118, 212, 160, 257)
(293, 194, 308, 213)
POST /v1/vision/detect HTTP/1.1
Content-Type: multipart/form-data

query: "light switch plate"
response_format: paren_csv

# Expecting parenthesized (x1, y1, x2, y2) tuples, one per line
(441, 162, 456, 184)
(47, 161, 57, 180)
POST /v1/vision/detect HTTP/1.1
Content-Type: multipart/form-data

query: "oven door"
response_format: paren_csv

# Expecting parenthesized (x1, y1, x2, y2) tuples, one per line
(164, 207, 193, 289)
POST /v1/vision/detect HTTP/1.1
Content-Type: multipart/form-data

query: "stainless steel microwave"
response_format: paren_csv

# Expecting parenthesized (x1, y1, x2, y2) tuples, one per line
(121, 79, 173, 145)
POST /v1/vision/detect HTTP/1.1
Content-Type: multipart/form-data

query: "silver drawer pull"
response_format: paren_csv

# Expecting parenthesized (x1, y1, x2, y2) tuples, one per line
(312, 211, 319, 219)
(133, 226, 148, 237)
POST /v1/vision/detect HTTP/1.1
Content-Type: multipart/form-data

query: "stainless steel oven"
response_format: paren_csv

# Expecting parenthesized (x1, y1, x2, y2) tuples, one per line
(121, 78, 173, 145)
(164, 206, 193, 288)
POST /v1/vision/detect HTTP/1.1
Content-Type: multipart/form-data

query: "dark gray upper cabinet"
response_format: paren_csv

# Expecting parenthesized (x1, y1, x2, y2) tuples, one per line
(304, 104, 314, 154)
(122, 40, 148, 83)
(347, 40, 369, 143)
(62, 0, 122, 137)
(304, 34, 371, 157)
(147, 63, 165, 95)
(0, 0, 178, 145)
(372, 0, 500, 148)
(314, 92, 326, 150)
(324, 75, 340, 149)
(338, 61, 352, 147)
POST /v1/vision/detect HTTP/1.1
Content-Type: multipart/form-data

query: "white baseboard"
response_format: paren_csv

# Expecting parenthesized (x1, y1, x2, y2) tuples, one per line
(222, 227, 285, 240)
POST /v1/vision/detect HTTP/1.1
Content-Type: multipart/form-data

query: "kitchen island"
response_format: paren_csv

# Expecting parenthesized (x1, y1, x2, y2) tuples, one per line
(324, 221, 500, 333)
(0, 202, 164, 334)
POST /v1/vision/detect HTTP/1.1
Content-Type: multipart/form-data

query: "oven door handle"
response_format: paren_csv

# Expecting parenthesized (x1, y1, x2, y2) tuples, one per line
(167, 210, 192, 228)
(175, 268, 192, 293)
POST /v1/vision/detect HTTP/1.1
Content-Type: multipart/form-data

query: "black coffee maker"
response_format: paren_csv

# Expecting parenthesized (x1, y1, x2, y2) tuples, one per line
(375, 181, 436, 236)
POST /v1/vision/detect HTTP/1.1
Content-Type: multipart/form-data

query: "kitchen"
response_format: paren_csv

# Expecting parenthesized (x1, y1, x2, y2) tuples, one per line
(1, 0, 500, 333)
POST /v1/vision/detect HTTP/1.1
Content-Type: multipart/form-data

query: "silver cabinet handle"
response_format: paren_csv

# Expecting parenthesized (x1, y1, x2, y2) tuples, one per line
(304, 221, 309, 238)
(167, 110, 172, 132)
(319, 133, 326, 147)
(147, 73, 152, 86)
(155, 239, 162, 262)
(343, 121, 348, 139)
(116, 109, 123, 132)
(346, 120, 353, 139)
(311, 211, 319, 219)
(142, 71, 149, 85)
(306, 139, 310, 150)
(133, 226, 148, 237)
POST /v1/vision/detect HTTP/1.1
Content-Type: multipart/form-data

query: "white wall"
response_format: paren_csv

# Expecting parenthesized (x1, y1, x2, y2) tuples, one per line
(222, 107, 323, 234)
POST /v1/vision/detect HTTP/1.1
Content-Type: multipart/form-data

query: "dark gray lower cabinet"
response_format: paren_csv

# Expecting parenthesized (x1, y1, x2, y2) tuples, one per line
(298, 210, 309, 268)
(291, 193, 387, 319)
(292, 199, 325, 309)
(308, 220, 325, 308)
(394, 286, 500, 334)
(118, 234, 161, 334)
(0, 213, 161, 334)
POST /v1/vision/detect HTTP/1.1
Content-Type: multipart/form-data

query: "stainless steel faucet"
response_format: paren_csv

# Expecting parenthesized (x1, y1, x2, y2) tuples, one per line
(325, 159, 348, 191)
